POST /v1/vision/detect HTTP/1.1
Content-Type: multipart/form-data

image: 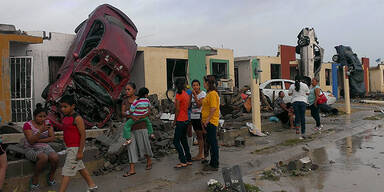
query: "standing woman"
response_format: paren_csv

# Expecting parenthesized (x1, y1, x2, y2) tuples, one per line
(173, 78, 192, 168)
(122, 82, 153, 177)
(201, 75, 220, 171)
(308, 78, 322, 130)
(288, 76, 310, 139)
(23, 104, 59, 190)
(190, 80, 207, 161)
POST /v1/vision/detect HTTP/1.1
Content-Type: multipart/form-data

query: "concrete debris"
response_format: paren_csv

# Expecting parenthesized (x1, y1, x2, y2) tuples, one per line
(234, 137, 245, 147)
(246, 122, 266, 137)
(6, 144, 26, 160)
(360, 100, 384, 105)
(0, 123, 22, 134)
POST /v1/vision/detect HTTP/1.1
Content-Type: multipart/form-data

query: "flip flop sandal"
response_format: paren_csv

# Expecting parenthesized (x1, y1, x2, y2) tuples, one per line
(123, 172, 136, 177)
(187, 162, 193, 166)
(174, 163, 187, 168)
(146, 164, 152, 170)
(191, 156, 204, 161)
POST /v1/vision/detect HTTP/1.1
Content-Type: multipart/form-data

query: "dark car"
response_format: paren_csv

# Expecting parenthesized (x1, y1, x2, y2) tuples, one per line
(43, 4, 138, 129)
(332, 45, 366, 97)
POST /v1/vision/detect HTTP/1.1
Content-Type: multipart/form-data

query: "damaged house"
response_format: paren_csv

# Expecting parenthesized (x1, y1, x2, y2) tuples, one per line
(0, 24, 74, 124)
(369, 63, 384, 93)
(130, 46, 234, 99)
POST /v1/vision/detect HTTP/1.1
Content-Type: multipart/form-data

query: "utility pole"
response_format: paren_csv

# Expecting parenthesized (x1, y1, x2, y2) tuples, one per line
(343, 66, 351, 114)
(250, 58, 261, 132)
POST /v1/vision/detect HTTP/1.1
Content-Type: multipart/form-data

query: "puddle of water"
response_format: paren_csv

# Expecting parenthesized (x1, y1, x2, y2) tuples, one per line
(253, 127, 384, 192)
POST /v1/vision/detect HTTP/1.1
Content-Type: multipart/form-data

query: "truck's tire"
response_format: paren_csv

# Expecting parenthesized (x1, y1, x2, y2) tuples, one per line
(332, 55, 339, 63)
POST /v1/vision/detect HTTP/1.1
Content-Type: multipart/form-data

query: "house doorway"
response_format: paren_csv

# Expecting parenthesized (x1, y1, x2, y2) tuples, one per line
(48, 56, 65, 84)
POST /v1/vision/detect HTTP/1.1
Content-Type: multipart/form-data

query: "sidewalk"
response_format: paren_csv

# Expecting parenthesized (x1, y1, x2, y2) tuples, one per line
(40, 104, 383, 192)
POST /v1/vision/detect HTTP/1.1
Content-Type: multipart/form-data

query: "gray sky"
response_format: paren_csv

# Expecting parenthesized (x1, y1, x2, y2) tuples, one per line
(1, 0, 383, 65)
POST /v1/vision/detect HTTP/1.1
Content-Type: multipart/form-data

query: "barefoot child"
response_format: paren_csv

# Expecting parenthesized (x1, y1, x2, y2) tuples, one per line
(58, 95, 98, 192)
(123, 87, 154, 145)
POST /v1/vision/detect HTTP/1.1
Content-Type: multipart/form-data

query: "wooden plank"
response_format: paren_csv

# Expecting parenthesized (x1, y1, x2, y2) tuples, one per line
(0, 129, 108, 144)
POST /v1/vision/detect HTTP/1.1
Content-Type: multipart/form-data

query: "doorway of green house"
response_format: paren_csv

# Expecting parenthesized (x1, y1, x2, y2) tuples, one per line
(210, 59, 229, 80)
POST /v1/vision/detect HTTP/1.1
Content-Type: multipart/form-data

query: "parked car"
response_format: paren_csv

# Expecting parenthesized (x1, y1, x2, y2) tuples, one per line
(42, 4, 138, 129)
(259, 79, 336, 105)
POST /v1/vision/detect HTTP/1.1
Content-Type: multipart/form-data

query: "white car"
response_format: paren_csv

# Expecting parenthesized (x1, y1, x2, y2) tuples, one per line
(259, 79, 336, 105)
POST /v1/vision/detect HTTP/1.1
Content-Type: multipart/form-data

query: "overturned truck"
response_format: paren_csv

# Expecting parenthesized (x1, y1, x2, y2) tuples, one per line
(332, 45, 366, 97)
(42, 4, 138, 129)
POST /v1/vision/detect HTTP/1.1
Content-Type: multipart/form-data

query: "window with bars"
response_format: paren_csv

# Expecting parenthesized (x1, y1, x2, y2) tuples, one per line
(10, 57, 33, 122)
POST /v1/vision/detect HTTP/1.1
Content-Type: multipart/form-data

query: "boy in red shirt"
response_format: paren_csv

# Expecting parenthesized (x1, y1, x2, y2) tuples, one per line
(58, 95, 98, 192)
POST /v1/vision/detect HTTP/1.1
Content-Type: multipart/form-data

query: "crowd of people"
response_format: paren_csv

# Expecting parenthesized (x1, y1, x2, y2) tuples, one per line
(121, 75, 221, 175)
(0, 74, 324, 191)
(274, 76, 324, 139)
(1, 74, 221, 191)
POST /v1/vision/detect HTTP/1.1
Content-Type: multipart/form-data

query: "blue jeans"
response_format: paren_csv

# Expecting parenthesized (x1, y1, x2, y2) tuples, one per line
(310, 104, 321, 127)
(206, 123, 219, 168)
(293, 101, 307, 134)
(173, 121, 191, 164)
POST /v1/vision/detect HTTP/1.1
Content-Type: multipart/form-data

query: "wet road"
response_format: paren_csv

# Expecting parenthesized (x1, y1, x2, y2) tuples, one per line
(252, 126, 384, 192)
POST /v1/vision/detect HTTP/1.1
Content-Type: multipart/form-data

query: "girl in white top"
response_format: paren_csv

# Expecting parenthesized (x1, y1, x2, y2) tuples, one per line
(288, 77, 309, 139)
(190, 80, 207, 161)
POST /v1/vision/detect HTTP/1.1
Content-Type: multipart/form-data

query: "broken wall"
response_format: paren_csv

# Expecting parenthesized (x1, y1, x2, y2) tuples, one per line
(369, 64, 384, 93)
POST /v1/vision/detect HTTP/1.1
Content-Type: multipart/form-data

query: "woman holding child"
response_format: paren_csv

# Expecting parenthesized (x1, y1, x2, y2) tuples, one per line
(122, 82, 154, 177)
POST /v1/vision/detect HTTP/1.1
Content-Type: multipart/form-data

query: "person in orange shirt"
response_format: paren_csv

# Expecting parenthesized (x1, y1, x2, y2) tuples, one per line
(201, 75, 220, 171)
(173, 78, 192, 168)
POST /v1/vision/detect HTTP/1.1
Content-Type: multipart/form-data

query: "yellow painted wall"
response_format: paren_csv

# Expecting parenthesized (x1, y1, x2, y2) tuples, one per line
(206, 48, 234, 81)
(255, 56, 281, 83)
(319, 62, 333, 92)
(369, 65, 384, 92)
(139, 47, 234, 99)
(0, 34, 42, 122)
(139, 47, 188, 99)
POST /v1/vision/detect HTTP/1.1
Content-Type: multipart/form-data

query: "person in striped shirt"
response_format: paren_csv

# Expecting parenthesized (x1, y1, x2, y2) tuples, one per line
(123, 87, 154, 145)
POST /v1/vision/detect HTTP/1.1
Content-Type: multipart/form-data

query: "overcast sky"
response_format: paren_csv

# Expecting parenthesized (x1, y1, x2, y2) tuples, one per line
(1, 0, 383, 65)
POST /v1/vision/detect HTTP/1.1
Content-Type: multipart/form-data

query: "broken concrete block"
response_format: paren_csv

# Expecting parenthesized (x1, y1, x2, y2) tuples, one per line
(297, 157, 312, 170)
(6, 145, 26, 159)
(95, 134, 114, 147)
(234, 137, 245, 147)
(107, 136, 126, 155)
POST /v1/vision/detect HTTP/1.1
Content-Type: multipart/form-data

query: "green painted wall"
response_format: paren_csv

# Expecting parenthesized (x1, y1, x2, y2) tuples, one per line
(210, 58, 229, 79)
(188, 49, 208, 84)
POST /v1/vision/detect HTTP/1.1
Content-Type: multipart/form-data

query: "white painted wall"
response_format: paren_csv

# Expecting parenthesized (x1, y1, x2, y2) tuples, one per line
(9, 31, 75, 107)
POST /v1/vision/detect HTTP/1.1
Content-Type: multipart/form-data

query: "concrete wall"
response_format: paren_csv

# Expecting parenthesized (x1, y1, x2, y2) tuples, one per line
(256, 56, 281, 84)
(130, 51, 145, 90)
(369, 64, 384, 93)
(319, 62, 333, 92)
(139, 47, 189, 99)
(9, 31, 75, 107)
(235, 59, 251, 88)
(206, 48, 235, 81)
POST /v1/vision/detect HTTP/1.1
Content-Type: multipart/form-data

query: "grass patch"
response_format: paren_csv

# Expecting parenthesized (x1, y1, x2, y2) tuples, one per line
(244, 183, 263, 192)
(252, 129, 335, 154)
(260, 170, 280, 181)
(363, 114, 384, 120)
(252, 146, 275, 154)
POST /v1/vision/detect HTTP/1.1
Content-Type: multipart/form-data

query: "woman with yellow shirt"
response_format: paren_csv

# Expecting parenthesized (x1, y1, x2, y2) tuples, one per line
(201, 75, 220, 171)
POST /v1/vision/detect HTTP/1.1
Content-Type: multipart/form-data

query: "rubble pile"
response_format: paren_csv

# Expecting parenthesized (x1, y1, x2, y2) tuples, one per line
(93, 94, 177, 175)
(259, 157, 319, 181)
